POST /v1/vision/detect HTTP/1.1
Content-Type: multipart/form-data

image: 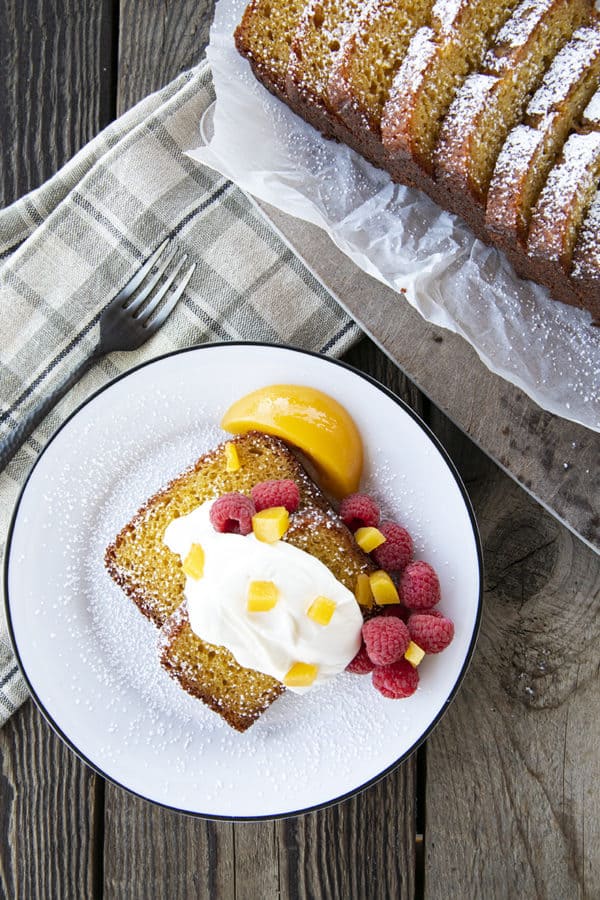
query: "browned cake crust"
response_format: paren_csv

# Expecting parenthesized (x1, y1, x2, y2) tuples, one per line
(105, 431, 330, 628)
(106, 431, 376, 730)
(158, 507, 377, 732)
(235, 0, 600, 320)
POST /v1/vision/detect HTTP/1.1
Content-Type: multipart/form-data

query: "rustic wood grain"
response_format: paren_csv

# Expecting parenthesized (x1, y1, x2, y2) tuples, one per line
(116, 0, 215, 114)
(257, 203, 600, 555)
(276, 765, 417, 900)
(103, 792, 236, 899)
(423, 407, 600, 899)
(0, 0, 116, 207)
(0, 702, 101, 900)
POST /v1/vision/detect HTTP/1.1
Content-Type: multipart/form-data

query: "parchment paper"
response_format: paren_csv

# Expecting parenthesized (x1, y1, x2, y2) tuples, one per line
(189, 0, 600, 431)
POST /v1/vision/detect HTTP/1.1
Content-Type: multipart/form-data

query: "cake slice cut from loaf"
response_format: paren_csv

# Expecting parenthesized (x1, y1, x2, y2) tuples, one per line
(379, 0, 523, 174)
(105, 431, 376, 732)
(433, 0, 593, 208)
(572, 188, 600, 313)
(327, 0, 433, 137)
(105, 431, 330, 628)
(485, 24, 600, 248)
(159, 507, 377, 731)
(234, 0, 307, 101)
(527, 130, 600, 273)
(285, 0, 363, 137)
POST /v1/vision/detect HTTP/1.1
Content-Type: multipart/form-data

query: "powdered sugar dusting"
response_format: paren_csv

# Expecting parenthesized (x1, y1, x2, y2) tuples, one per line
(8, 346, 482, 816)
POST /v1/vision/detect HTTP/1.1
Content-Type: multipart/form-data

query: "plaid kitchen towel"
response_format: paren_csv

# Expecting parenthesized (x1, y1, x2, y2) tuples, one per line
(0, 62, 361, 727)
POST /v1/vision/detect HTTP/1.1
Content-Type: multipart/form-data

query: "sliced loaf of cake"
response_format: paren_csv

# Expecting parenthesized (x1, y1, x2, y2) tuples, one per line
(327, 0, 433, 137)
(434, 0, 592, 210)
(527, 130, 600, 273)
(485, 24, 600, 248)
(234, 0, 307, 101)
(379, 0, 523, 174)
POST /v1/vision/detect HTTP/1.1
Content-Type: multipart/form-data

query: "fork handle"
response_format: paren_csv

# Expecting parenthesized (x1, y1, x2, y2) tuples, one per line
(0, 352, 99, 472)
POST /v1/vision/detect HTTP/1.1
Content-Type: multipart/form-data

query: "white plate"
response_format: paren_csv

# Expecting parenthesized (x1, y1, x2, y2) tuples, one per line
(5, 343, 482, 819)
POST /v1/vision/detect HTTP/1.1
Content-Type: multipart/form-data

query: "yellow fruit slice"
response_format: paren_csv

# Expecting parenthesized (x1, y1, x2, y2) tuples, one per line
(284, 662, 318, 687)
(306, 596, 336, 625)
(354, 526, 386, 553)
(224, 441, 241, 472)
(182, 544, 205, 580)
(220, 384, 363, 498)
(252, 507, 290, 543)
(369, 570, 399, 605)
(405, 641, 425, 667)
(247, 580, 279, 612)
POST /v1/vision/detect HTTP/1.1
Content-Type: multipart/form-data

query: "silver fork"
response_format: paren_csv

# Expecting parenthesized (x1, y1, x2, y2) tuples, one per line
(0, 239, 196, 471)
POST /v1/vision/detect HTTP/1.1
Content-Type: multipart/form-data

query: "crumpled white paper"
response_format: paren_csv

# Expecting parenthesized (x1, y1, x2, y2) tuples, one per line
(190, 0, 600, 431)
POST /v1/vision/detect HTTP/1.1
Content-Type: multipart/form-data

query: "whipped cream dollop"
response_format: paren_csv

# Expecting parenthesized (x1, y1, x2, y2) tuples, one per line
(163, 500, 363, 692)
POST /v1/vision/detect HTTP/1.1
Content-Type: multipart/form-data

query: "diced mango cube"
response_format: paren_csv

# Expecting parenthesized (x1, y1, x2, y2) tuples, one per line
(354, 526, 386, 553)
(252, 506, 289, 543)
(247, 580, 279, 612)
(369, 569, 399, 605)
(307, 596, 336, 625)
(224, 441, 241, 472)
(405, 641, 425, 667)
(354, 572, 374, 607)
(182, 543, 205, 580)
(284, 662, 318, 687)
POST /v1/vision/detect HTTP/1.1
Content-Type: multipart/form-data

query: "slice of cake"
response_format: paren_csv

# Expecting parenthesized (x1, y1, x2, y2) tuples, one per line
(234, 0, 307, 101)
(327, 0, 433, 137)
(433, 0, 591, 207)
(380, 0, 522, 173)
(105, 431, 376, 731)
(485, 24, 600, 249)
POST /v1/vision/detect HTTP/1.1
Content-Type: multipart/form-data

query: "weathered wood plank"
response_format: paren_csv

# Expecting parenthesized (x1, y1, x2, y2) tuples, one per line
(257, 202, 600, 555)
(0, 702, 101, 900)
(117, 0, 215, 114)
(0, 0, 116, 207)
(423, 408, 600, 899)
(102, 792, 236, 899)
(276, 763, 417, 900)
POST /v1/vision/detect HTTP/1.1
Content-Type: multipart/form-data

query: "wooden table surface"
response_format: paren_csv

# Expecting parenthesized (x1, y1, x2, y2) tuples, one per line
(1, 3, 599, 898)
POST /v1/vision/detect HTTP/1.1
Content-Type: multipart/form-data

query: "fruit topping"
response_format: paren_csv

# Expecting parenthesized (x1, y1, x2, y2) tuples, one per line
(404, 641, 426, 667)
(369, 570, 400, 605)
(362, 616, 410, 666)
(251, 479, 300, 513)
(355, 526, 386, 553)
(284, 662, 318, 687)
(220, 384, 363, 498)
(339, 493, 380, 531)
(252, 506, 290, 543)
(372, 659, 419, 699)
(247, 580, 279, 612)
(224, 441, 241, 472)
(182, 543, 205, 580)
(354, 572, 374, 607)
(306, 595, 336, 625)
(210, 493, 255, 535)
(346, 642, 376, 674)
(408, 612, 455, 653)
(399, 561, 441, 610)
(371, 521, 413, 572)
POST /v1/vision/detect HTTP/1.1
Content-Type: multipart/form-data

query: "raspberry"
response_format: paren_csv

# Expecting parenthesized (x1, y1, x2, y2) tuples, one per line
(371, 521, 413, 571)
(346, 642, 375, 674)
(209, 492, 255, 535)
(399, 561, 440, 611)
(408, 612, 454, 653)
(251, 479, 300, 513)
(339, 493, 380, 531)
(362, 616, 410, 666)
(372, 659, 419, 699)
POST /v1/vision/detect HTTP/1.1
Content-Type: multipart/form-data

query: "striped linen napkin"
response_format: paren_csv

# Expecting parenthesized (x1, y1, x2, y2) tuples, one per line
(0, 62, 361, 727)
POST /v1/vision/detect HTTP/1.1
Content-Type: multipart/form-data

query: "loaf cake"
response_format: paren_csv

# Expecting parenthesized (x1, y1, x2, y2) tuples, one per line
(105, 431, 376, 732)
(234, 0, 600, 320)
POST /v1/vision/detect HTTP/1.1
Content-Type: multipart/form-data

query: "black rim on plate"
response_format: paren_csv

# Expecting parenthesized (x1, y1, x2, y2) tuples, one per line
(3, 341, 484, 821)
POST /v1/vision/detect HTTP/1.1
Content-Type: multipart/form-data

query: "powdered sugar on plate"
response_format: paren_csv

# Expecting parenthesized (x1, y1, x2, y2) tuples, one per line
(6, 345, 481, 817)
(189, 0, 600, 431)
